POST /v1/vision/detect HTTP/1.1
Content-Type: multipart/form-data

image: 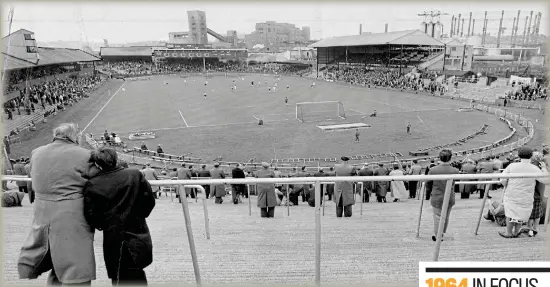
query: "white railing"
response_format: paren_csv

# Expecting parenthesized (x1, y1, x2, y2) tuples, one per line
(3, 172, 548, 286)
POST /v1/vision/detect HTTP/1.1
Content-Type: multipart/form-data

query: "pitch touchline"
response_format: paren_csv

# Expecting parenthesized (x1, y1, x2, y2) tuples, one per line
(417, 115, 425, 124)
(178, 110, 189, 127)
(82, 82, 126, 133)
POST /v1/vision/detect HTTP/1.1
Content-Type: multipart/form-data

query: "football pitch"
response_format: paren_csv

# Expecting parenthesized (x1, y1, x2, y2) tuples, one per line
(83, 74, 513, 163)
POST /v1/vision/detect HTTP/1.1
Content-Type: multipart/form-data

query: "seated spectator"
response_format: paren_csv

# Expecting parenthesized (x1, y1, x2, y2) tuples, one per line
(156, 144, 164, 156)
(483, 199, 507, 226)
(2, 191, 25, 207)
(141, 142, 148, 151)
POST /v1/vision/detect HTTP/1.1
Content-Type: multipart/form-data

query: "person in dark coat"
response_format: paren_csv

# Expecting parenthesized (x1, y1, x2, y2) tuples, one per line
(255, 162, 277, 217)
(210, 163, 226, 204)
(84, 147, 155, 286)
(156, 145, 164, 157)
(18, 123, 99, 285)
(231, 164, 246, 204)
(373, 163, 390, 202)
(295, 166, 311, 203)
(197, 165, 212, 198)
(333, 157, 356, 217)
(460, 159, 477, 198)
(308, 168, 326, 207)
(425, 149, 460, 242)
(325, 167, 335, 200)
(424, 160, 437, 200)
(357, 164, 374, 203)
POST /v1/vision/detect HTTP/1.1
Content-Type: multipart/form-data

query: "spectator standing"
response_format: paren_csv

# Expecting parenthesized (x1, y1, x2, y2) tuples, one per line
(333, 157, 356, 217)
(374, 163, 390, 202)
(197, 165, 212, 199)
(176, 163, 193, 199)
(357, 164, 374, 203)
(408, 160, 422, 199)
(460, 159, 478, 199)
(389, 163, 408, 202)
(210, 163, 226, 204)
(18, 123, 99, 285)
(255, 162, 277, 218)
(141, 163, 159, 199)
(231, 163, 246, 204)
(84, 147, 155, 286)
(425, 149, 460, 242)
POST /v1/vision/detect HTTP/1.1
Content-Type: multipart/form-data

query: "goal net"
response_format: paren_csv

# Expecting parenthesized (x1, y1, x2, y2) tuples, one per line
(296, 101, 346, 122)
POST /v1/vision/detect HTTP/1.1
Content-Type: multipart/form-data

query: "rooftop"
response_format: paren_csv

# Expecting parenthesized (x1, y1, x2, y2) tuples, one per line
(100, 46, 153, 57)
(310, 29, 444, 48)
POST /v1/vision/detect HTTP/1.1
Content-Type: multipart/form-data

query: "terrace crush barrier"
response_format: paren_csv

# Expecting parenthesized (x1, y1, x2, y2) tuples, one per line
(3, 173, 549, 286)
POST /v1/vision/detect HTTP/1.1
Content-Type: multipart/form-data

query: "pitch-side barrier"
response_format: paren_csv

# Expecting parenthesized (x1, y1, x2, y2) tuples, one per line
(3, 173, 548, 286)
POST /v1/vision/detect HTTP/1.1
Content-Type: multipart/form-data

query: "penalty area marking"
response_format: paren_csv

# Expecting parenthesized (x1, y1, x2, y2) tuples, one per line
(179, 110, 189, 127)
(349, 109, 366, 115)
(82, 82, 126, 133)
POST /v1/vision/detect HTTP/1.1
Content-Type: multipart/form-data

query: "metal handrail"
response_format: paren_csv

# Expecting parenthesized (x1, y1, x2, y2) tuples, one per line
(3, 173, 548, 286)
(4, 173, 544, 185)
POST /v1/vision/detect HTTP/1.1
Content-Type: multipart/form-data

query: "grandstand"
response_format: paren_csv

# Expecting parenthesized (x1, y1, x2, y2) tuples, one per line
(2, 29, 103, 154)
(310, 29, 444, 76)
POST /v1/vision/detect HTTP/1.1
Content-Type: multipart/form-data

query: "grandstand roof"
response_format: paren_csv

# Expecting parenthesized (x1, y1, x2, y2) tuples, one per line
(309, 29, 444, 48)
(100, 47, 153, 57)
(36, 47, 100, 66)
(2, 52, 36, 70)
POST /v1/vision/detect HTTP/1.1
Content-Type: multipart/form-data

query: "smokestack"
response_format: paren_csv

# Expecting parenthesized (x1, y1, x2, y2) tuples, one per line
(385, 23, 388, 33)
(472, 19, 475, 36)
(525, 11, 533, 45)
(360, 24, 362, 35)
(457, 14, 462, 35)
(467, 12, 472, 36)
(449, 15, 455, 38)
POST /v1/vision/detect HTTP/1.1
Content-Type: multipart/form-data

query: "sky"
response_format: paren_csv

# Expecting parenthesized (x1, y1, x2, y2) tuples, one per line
(2, 1, 548, 44)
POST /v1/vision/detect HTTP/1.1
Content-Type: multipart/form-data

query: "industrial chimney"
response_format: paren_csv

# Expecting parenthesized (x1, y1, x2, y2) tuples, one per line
(360, 24, 362, 35)
(385, 23, 388, 33)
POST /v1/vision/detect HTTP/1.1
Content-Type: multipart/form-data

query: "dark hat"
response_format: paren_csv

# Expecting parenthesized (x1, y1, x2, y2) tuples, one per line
(341, 156, 350, 161)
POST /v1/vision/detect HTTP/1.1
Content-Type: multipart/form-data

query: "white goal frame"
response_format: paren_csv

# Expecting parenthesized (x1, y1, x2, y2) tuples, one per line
(295, 101, 346, 122)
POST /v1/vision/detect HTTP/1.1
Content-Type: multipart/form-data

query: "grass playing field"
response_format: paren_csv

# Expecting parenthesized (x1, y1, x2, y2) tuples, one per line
(81, 74, 515, 164)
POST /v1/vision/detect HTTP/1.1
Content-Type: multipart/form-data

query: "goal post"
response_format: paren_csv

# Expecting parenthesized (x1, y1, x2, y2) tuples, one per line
(296, 101, 346, 122)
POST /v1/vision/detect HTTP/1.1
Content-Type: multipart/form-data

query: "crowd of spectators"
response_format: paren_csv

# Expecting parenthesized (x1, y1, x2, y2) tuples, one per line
(4, 65, 68, 94)
(4, 74, 104, 120)
(321, 66, 449, 95)
(101, 60, 311, 77)
(506, 81, 548, 101)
